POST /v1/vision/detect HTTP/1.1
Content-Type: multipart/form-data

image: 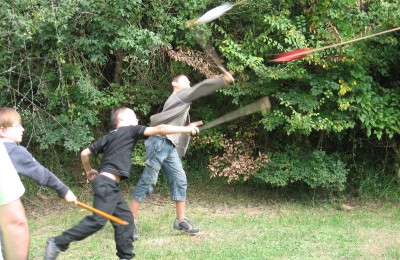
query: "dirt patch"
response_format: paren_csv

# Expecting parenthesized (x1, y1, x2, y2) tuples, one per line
(360, 229, 400, 257)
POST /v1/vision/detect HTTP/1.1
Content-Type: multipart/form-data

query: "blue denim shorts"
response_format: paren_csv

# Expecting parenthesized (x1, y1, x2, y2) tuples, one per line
(132, 136, 187, 202)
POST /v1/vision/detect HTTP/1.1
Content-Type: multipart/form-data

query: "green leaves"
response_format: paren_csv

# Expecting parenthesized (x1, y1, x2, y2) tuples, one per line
(254, 145, 348, 191)
(357, 87, 400, 139)
(1, 0, 399, 192)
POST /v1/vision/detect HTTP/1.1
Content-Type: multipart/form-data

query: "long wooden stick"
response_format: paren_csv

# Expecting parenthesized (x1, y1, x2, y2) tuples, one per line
(200, 97, 271, 131)
(308, 27, 400, 54)
(271, 27, 400, 62)
(77, 201, 129, 225)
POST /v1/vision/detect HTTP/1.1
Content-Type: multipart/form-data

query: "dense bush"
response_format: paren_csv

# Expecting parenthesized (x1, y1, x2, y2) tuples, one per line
(0, 0, 399, 196)
(254, 145, 348, 191)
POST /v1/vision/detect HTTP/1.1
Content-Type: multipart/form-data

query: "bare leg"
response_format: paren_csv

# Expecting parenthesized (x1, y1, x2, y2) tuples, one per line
(0, 199, 29, 260)
(173, 200, 199, 234)
(176, 200, 185, 220)
(131, 199, 141, 220)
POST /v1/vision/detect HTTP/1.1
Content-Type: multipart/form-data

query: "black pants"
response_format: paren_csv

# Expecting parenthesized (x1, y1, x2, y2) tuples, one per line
(54, 175, 135, 259)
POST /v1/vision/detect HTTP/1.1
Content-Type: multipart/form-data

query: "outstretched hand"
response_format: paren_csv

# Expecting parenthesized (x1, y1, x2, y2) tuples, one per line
(188, 121, 203, 135)
(64, 190, 78, 205)
(223, 71, 235, 84)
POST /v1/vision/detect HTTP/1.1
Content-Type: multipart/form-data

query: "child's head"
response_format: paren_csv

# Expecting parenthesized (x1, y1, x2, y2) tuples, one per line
(171, 74, 190, 91)
(111, 107, 139, 128)
(0, 107, 24, 143)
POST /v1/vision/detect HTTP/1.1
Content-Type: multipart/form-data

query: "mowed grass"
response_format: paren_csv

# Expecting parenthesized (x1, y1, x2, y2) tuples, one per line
(26, 181, 400, 259)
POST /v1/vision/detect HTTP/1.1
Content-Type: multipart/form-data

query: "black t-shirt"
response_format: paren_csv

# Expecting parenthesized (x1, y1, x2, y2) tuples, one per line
(89, 125, 147, 179)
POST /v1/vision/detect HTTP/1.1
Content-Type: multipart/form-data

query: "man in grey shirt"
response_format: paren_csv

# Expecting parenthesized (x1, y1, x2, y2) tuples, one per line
(131, 72, 234, 239)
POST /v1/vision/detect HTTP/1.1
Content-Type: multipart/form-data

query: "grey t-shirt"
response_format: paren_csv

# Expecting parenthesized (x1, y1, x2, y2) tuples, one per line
(150, 77, 228, 156)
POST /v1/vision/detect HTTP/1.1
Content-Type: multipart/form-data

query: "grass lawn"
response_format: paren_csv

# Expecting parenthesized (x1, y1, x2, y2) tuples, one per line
(25, 180, 400, 259)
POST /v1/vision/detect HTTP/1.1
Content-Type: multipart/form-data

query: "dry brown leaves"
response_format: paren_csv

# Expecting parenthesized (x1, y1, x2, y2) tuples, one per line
(208, 138, 270, 183)
(160, 45, 223, 78)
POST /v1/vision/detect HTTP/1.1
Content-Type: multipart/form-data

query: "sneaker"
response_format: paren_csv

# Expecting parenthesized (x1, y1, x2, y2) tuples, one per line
(173, 218, 200, 234)
(44, 237, 61, 260)
(133, 220, 139, 241)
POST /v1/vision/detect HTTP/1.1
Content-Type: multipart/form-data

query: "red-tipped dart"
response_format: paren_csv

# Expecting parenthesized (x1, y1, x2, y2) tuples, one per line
(270, 27, 400, 63)
(271, 48, 310, 63)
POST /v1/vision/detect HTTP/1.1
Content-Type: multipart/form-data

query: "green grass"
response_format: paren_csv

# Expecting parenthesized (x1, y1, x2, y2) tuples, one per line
(25, 181, 400, 259)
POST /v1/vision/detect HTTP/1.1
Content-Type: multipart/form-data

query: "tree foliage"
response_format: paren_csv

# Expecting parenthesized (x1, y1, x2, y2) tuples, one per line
(1, 0, 399, 193)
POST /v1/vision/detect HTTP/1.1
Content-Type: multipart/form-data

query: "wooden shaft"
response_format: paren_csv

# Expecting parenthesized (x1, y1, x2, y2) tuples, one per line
(205, 46, 229, 75)
(308, 26, 400, 54)
(77, 201, 129, 225)
(271, 27, 400, 62)
(200, 97, 271, 131)
(232, 0, 248, 8)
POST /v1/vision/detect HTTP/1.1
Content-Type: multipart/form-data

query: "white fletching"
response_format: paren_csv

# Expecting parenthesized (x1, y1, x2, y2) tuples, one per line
(195, 3, 233, 25)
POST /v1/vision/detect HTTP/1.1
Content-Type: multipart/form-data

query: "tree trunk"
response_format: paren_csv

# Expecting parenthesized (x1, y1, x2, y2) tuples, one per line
(113, 51, 124, 85)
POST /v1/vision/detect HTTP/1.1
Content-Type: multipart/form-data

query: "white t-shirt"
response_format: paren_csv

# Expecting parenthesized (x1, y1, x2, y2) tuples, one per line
(0, 141, 25, 205)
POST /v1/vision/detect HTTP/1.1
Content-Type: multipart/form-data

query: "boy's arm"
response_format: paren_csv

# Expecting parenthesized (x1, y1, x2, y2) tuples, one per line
(6, 145, 77, 204)
(81, 148, 98, 181)
(181, 72, 235, 102)
(222, 72, 235, 83)
(143, 121, 203, 136)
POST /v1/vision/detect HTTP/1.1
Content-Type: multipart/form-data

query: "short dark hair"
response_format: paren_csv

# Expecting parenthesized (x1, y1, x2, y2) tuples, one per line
(170, 74, 187, 90)
(110, 107, 129, 128)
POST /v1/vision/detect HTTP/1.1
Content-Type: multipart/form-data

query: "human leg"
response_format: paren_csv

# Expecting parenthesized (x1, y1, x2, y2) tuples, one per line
(45, 208, 110, 260)
(130, 200, 141, 220)
(0, 229, 3, 260)
(131, 164, 160, 222)
(131, 136, 175, 239)
(172, 201, 200, 234)
(131, 158, 162, 241)
(161, 148, 187, 218)
(131, 136, 173, 216)
(46, 176, 121, 259)
(130, 200, 140, 241)
(175, 200, 185, 221)
(111, 198, 135, 259)
(162, 149, 199, 234)
(0, 198, 29, 260)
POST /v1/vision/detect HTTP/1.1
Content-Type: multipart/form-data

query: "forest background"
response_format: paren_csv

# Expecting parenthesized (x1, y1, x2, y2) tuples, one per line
(1, 0, 399, 200)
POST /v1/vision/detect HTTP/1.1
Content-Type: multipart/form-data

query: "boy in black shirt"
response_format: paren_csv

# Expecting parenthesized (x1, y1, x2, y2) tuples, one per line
(45, 107, 202, 260)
